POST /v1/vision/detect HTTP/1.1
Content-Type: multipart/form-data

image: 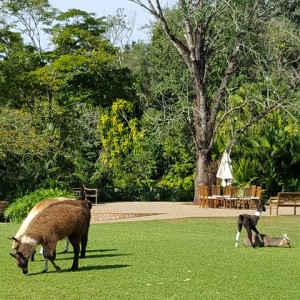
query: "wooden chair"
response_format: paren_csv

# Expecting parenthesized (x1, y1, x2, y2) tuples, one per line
(211, 185, 222, 208)
(250, 186, 262, 208)
(218, 185, 230, 209)
(83, 185, 99, 204)
(199, 186, 208, 208)
(251, 185, 257, 197)
(239, 187, 252, 209)
(224, 186, 239, 209)
(223, 185, 231, 197)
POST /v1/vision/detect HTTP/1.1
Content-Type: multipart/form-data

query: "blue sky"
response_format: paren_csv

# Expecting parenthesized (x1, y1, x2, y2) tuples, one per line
(49, 1, 176, 43)
(49, 0, 154, 42)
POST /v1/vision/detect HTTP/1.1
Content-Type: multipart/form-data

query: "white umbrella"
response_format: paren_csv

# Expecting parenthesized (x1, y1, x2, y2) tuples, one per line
(216, 150, 233, 187)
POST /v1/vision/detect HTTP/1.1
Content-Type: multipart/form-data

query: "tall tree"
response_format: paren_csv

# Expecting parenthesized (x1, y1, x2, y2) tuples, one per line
(129, 0, 299, 202)
(0, 0, 58, 50)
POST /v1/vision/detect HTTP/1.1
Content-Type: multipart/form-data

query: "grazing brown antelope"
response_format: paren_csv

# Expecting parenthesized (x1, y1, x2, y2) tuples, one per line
(12, 197, 73, 269)
(235, 204, 266, 248)
(10, 200, 92, 274)
(12, 198, 71, 255)
(243, 233, 291, 247)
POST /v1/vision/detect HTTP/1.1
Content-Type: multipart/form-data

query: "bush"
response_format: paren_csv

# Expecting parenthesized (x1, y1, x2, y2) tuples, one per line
(4, 188, 74, 223)
(99, 182, 193, 202)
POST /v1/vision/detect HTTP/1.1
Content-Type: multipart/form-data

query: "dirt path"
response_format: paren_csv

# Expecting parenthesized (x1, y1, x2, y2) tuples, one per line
(89, 202, 293, 223)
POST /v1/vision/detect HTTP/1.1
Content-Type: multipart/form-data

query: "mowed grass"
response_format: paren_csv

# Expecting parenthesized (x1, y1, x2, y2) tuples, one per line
(1, 216, 300, 300)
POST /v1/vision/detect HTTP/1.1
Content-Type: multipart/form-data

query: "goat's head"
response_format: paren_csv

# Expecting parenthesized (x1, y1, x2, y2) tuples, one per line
(282, 233, 291, 247)
(10, 251, 29, 274)
(256, 204, 266, 212)
(9, 237, 33, 275)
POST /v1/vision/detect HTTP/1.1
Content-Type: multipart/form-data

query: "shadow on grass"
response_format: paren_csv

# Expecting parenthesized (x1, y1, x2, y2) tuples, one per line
(57, 249, 119, 254)
(27, 264, 131, 276)
(77, 264, 131, 272)
(51, 253, 132, 261)
(35, 249, 128, 261)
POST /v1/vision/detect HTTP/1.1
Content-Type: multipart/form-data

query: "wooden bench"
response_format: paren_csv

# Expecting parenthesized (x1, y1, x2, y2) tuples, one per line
(268, 192, 300, 215)
(71, 186, 99, 204)
(83, 185, 99, 204)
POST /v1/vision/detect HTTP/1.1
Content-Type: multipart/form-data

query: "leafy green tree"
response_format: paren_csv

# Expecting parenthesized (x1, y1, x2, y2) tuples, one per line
(0, 28, 45, 109)
(44, 9, 137, 108)
(234, 112, 300, 196)
(0, 6, 139, 200)
(35, 9, 138, 187)
(129, 0, 299, 202)
(0, 107, 56, 199)
(0, 0, 58, 50)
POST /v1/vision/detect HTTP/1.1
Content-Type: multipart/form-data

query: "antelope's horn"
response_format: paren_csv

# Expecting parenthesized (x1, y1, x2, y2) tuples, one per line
(8, 237, 19, 242)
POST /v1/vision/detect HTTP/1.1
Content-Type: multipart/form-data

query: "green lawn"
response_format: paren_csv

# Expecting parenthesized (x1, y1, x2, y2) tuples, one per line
(1, 216, 300, 299)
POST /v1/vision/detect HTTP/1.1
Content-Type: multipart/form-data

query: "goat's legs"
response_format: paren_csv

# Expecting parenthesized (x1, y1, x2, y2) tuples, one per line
(42, 243, 61, 273)
(45, 257, 62, 273)
(235, 230, 241, 248)
(245, 227, 255, 248)
(63, 238, 70, 253)
(69, 236, 80, 271)
(235, 217, 244, 247)
(43, 248, 57, 272)
(80, 234, 88, 258)
(251, 226, 263, 243)
(31, 250, 36, 261)
(241, 218, 256, 248)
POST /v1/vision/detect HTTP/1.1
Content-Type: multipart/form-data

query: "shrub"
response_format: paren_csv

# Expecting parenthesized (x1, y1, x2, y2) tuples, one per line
(4, 188, 74, 223)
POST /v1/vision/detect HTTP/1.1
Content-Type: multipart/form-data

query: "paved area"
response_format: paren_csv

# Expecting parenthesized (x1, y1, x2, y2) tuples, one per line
(90, 202, 297, 223)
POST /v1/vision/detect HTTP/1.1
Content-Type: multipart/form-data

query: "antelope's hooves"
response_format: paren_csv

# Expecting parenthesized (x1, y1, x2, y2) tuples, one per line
(41, 270, 47, 273)
(56, 268, 62, 273)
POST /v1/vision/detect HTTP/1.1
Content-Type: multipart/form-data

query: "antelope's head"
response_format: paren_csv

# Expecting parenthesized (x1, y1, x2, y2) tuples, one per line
(9, 237, 31, 274)
(10, 251, 29, 274)
(282, 233, 291, 248)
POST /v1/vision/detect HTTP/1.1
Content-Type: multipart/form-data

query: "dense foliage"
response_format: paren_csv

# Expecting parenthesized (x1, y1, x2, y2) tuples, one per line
(0, 0, 299, 206)
(4, 188, 74, 223)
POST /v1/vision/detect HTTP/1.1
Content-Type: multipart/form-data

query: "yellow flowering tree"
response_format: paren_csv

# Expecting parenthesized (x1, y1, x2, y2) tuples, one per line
(96, 99, 145, 186)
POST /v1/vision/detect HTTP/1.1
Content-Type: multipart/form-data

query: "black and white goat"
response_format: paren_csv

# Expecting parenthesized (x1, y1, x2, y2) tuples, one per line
(235, 204, 266, 248)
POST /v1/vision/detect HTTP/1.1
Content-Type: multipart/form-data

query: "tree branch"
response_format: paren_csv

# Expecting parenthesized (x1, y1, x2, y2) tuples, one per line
(227, 103, 280, 155)
(130, 0, 191, 66)
(209, 102, 247, 151)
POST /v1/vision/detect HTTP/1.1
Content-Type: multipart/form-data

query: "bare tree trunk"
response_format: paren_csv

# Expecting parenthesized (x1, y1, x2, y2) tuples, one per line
(193, 79, 211, 202)
(194, 150, 210, 203)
